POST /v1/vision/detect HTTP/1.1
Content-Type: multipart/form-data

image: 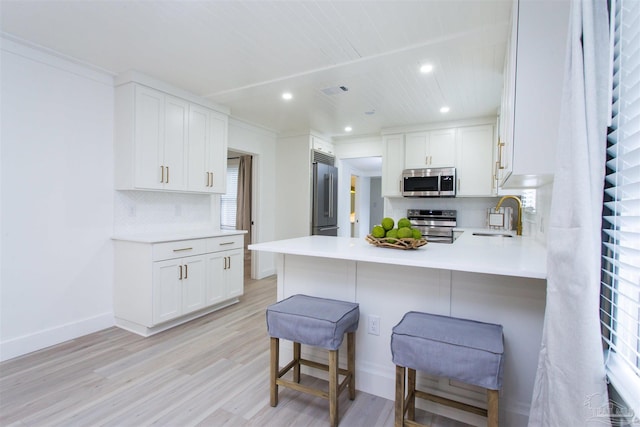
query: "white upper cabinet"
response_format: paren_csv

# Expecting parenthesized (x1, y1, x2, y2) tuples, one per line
(115, 78, 228, 194)
(187, 105, 228, 193)
(498, 0, 570, 188)
(404, 129, 456, 169)
(382, 134, 405, 197)
(163, 95, 189, 191)
(456, 125, 495, 197)
(312, 136, 335, 156)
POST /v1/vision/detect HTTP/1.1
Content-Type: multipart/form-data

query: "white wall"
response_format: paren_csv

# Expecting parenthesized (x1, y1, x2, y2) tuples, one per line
(227, 118, 278, 279)
(1, 38, 115, 361)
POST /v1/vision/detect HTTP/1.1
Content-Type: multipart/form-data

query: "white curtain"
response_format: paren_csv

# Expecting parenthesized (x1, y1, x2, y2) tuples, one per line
(528, 1, 611, 426)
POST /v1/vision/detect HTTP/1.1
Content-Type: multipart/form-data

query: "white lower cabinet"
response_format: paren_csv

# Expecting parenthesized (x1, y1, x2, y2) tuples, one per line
(114, 233, 244, 336)
(153, 255, 207, 324)
(204, 248, 243, 305)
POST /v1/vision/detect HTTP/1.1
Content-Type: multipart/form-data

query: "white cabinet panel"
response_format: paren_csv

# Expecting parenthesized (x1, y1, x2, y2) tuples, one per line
(208, 112, 228, 193)
(205, 251, 226, 306)
(187, 104, 210, 192)
(404, 130, 456, 169)
(163, 96, 188, 191)
(133, 86, 164, 190)
(456, 125, 495, 197)
(225, 249, 244, 298)
(181, 256, 206, 313)
(153, 259, 183, 324)
(382, 134, 405, 197)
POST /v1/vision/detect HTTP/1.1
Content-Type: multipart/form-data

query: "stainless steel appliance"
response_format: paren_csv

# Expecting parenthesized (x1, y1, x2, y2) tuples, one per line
(312, 161, 339, 236)
(407, 209, 458, 243)
(402, 167, 456, 197)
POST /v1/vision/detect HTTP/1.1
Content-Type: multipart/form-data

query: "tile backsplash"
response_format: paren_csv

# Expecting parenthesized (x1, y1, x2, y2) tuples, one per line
(114, 190, 217, 235)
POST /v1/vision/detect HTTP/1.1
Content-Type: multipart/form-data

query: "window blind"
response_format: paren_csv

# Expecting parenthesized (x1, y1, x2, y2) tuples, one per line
(220, 158, 239, 229)
(600, 0, 640, 389)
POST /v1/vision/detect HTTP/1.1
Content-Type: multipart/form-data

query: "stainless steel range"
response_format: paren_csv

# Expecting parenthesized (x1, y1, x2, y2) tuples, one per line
(407, 209, 458, 243)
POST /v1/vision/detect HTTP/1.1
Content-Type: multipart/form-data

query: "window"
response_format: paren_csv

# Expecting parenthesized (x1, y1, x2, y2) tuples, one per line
(220, 158, 239, 229)
(521, 189, 537, 212)
(600, 0, 640, 406)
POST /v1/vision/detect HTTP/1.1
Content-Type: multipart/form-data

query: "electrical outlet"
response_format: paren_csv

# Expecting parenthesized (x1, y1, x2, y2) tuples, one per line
(368, 315, 380, 336)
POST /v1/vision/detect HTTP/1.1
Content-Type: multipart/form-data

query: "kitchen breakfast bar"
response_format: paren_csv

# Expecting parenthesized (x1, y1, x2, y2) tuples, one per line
(249, 232, 547, 426)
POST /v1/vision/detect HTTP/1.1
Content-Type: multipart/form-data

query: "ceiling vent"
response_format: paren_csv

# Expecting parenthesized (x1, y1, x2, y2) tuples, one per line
(320, 86, 349, 96)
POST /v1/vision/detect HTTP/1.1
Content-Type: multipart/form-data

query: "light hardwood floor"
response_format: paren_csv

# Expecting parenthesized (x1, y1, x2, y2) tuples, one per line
(1, 272, 470, 427)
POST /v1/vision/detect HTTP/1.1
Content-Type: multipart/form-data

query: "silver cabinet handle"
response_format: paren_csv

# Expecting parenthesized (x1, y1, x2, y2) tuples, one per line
(179, 265, 183, 280)
(173, 247, 193, 252)
(184, 264, 188, 279)
(219, 241, 234, 246)
(160, 166, 165, 183)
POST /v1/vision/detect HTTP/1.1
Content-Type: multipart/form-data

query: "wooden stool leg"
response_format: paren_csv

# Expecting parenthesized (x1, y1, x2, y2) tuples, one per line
(293, 342, 301, 383)
(407, 368, 416, 421)
(329, 349, 339, 427)
(270, 337, 279, 407)
(347, 332, 356, 400)
(487, 389, 499, 427)
(395, 365, 405, 427)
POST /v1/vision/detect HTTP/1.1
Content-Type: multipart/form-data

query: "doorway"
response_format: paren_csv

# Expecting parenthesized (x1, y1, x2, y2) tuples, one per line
(341, 156, 383, 237)
(350, 175, 358, 237)
(224, 150, 254, 279)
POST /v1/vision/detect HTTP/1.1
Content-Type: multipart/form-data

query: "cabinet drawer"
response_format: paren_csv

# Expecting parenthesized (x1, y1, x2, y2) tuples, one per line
(207, 234, 243, 252)
(153, 239, 208, 261)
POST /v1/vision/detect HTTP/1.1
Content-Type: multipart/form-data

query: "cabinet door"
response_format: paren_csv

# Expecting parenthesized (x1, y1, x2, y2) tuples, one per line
(428, 129, 456, 167)
(187, 104, 211, 192)
(134, 86, 164, 190)
(205, 251, 226, 306)
(404, 133, 428, 168)
(182, 256, 207, 314)
(382, 135, 405, 197)
(153, 259, 182, 324)
(163, 96, 188, 191)
(208, 112, 228, 193)
(457, 125, 494, 196)
(225, 249, 244, 298)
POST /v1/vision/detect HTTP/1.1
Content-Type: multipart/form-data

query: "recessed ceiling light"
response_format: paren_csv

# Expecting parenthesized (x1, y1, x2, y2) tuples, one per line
(440, 106, 450, 113)
(420, 64, 434, 74)
(345, 126, 352, 132)
(282, 92, 293, 100)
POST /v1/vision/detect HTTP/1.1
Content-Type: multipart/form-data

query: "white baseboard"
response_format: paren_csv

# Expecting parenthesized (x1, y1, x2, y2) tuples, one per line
(0, 312, 114, 362)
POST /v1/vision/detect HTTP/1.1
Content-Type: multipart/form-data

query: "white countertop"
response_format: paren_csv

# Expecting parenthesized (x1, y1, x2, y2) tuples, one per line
(249, 229, 547, 279)
(112, 229, 247, 243)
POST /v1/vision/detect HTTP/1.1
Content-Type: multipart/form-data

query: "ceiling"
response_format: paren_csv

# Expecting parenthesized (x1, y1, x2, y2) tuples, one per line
(0, 1, 512, 139)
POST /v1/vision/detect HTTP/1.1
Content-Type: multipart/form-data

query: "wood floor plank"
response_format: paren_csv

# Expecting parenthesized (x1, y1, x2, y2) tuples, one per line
(0, 273, 471, 427)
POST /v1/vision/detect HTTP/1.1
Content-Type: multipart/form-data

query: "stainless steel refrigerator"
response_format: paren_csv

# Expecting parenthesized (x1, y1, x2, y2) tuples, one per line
(312, 162, 339, 236)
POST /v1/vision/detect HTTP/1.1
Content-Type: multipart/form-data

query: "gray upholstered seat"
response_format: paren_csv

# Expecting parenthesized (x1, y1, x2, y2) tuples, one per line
(391, 311, 504, 427)
(267, 294, 360, 350)
(391, 311, 504, 390)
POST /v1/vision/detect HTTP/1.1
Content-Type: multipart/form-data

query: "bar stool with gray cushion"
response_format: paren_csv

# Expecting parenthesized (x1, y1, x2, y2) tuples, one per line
(266, 294, 360, 427)
(391, 311, 504, 427)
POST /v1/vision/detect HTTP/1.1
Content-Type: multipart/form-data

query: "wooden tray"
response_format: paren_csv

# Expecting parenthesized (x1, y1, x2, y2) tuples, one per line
(365, 234, 427, 250)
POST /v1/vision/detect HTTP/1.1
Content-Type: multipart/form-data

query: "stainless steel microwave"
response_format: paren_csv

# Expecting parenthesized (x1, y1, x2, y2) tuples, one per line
(402, 167, 456, 197)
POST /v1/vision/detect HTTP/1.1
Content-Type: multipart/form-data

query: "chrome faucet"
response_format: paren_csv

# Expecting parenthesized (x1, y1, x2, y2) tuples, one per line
(495, 195, 523, 236)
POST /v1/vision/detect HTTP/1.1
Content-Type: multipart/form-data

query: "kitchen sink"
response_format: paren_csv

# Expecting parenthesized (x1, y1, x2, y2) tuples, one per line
(472, 232, 513, 238)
